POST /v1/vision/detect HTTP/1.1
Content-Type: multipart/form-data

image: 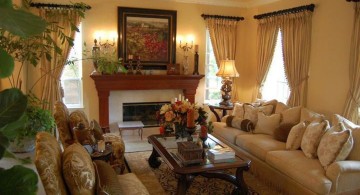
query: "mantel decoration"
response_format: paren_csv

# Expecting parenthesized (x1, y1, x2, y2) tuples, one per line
(118, 7, 177, 70)
(157, 99, 213, 141)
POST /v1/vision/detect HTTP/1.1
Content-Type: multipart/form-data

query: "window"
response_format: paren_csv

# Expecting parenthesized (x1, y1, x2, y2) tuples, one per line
(204, 30, 222, 104)
(261, 30, 290, 104)
(61, 24, 83, 108)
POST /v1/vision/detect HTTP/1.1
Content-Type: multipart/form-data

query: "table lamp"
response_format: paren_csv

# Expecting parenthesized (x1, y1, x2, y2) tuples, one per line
(216, 59, 239, 106)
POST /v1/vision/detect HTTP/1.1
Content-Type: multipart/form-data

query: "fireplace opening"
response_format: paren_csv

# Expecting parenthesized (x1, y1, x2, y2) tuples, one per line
(123, 102, 170, 127)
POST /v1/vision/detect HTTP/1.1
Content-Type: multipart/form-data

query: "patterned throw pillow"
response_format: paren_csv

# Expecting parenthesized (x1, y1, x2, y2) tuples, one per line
(286, 121, 310, 150)
(54, 101, 73, 148)
(332, 114, 360, 160)
(301, 120, 329, 158)
(93, 160, 123, 194)
(243, 104, 273, 124)
(261, 99, 278, 114)
(62, 143, 96, 195)
(69, 110, 90, 134)
(254, 112, 281, 136)
(317, 123, 353, 168)
(225, 116, 254, 132)
(90, 120, 104, 141)
(300, 108, 324, 122)
(232, 103, 244, 118)
(280, 106, 302, 126)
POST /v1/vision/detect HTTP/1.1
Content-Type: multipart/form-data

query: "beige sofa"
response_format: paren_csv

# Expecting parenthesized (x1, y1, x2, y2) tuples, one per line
(211, 101, 360, 195)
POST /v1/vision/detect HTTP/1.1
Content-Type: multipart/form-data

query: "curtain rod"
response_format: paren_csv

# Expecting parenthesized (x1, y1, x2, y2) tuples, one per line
(30, 3, 91, 10)
(254, 4, 315, 20)
(201, 14, 244, 21)
(346, 0, 360, 2)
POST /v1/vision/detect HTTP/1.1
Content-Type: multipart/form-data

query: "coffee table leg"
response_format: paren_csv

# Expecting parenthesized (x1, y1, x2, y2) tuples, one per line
(148, 147, 161, 168)
(177, 174, 195, 195)
(232, 167, 249, 195)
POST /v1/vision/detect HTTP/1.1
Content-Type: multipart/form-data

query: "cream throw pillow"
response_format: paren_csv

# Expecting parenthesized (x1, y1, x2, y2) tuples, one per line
(232, 103, 244, 118)
(254, 113, 281, 136)
(317, 123, 353, 168)
(243, 104, 273, 124)
(332, 114, 360, 160)
(280, 106, 301, 126)
(300, 108, 324, 122)
(275, 102, 289, 114)
(301, 120, 329, 158)
(286, 121, 309, 150)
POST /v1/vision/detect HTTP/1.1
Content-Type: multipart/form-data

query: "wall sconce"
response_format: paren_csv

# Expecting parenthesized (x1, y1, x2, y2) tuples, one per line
(216, 59, 239, 106)
(92, 31, 118, 72)
(178, 35, 194, 75)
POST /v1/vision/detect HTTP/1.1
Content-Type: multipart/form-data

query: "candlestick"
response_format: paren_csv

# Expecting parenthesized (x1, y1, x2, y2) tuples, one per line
(187, 108, 195, 128)
(178, 94, 182, 102)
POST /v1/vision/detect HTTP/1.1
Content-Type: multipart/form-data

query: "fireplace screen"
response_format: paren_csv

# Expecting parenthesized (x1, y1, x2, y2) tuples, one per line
(123, 102, 170, 127)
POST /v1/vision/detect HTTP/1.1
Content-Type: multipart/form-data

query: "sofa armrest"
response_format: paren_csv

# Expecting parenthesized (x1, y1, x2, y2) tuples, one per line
(326, 160, 360, 193)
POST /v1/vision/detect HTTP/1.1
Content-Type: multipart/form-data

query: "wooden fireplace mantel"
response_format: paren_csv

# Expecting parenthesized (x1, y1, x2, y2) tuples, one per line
(90, 73, 204, 127)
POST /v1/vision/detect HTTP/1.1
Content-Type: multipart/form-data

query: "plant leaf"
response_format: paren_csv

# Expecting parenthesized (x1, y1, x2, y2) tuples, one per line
(0, 132, 9, 159)
(0, 48, 14, 78)
(0, 0, 12, 8)
(0, 113, 27, 141)
(0, 165, 38, 195)
(0, 7, 46, 38)
(0, 88, 27, 128)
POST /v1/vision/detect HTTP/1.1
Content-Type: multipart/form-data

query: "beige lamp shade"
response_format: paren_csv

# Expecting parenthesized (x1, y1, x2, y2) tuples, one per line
(216, 59, 239, 78)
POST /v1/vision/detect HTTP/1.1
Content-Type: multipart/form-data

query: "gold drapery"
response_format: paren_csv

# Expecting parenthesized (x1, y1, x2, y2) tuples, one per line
(343, 3, 360, 124)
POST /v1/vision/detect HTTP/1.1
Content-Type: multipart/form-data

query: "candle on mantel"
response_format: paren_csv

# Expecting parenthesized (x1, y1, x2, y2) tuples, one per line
(195, 45, 199, 52)
(187, 108, 195, 128)
(178, 94, 182, 102)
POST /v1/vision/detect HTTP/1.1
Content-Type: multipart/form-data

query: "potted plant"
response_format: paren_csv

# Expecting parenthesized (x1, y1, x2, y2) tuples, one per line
(8, 94, 55, 153)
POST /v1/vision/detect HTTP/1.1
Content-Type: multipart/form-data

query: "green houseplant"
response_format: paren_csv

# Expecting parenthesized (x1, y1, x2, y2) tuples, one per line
(0, 0, 87, 194)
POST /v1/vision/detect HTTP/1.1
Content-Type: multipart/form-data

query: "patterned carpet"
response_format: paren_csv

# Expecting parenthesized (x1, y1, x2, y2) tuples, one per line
(124, 151, 280, 195)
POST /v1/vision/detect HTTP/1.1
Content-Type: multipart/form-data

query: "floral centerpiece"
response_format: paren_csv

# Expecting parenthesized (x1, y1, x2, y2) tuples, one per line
(157, 100, 213, 139)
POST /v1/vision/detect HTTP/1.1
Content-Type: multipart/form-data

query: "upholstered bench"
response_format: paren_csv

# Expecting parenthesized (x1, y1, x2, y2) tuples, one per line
(35, 132, 149, 195)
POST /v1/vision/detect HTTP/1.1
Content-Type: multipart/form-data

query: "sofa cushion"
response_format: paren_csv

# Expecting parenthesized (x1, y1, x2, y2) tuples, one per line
(69, 110, 90, 134)
(274, 102, 289, 114)
(332, 114, 360, 161)
(254, 112, 281, 136)
(266, 150, 332, 194)
(54, 101, 73, 148)
(116, 173, 150, 195)
(301, 120, 329, 158)
(213, 122, 250, 144)
(35, 132, 67, 195)
(300, 108, 324, 122)
(243, 104, 273, 124)
(62, 143, 96, 195)
(235, 134, 286, 161)
(286, 121, 309, 150)
(93, 160, 123, 194)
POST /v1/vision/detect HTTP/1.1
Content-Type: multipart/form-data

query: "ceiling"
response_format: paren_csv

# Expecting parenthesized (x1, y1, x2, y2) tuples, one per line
(164, 0, 281, 8)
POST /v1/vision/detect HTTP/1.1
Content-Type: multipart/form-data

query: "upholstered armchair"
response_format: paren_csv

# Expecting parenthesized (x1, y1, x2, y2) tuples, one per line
(53, 101, 126, 173)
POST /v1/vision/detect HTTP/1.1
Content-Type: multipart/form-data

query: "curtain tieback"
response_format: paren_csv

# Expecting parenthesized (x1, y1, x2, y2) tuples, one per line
(291, 75, 309, 88)
(349, 90, 360, 107)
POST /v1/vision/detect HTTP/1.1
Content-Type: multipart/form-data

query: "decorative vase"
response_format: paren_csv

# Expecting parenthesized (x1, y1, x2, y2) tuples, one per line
(8, 137, 35, 153)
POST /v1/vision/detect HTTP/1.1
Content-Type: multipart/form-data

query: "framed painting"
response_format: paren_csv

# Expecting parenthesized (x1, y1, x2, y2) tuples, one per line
(118, 7, 177, 70)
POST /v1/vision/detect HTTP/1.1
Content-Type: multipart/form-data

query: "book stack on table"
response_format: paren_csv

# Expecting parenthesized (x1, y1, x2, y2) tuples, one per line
(207, 147, 235, 163)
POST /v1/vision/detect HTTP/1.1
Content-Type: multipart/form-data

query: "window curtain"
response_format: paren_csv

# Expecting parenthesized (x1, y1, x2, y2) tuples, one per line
(343, 3, 360, 124)
(37, 9, 81, 112)
(280, 11, 313, 107)
(204, 18, 239, 101)
(254, 17, 279, 100)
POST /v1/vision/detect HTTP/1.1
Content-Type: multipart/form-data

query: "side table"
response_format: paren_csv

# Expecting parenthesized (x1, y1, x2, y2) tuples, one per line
(208, 104, 234, 122)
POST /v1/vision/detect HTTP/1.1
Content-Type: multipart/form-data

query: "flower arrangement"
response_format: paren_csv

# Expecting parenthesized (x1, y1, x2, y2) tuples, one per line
(157, 100, 213, 139)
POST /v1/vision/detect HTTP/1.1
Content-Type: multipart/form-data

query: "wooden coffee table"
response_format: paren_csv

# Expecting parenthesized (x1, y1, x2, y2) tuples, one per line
(147, 134, 251, 195)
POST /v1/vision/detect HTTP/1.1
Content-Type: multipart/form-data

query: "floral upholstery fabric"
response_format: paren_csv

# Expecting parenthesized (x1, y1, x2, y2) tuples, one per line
(317, 124, 353, 169)
(90, 120, 104, 141)
(54, 101, 73, 148)
(69, 110, 90, 134)
(116, 174, 150, 195)
(111, 139, 126, 174)
(35, 132, 68, 195)
(301, 120, 330, 158)
(62, 143, 95, 195)
(286, 121, 309, 150)
(243, 104, 273, 124)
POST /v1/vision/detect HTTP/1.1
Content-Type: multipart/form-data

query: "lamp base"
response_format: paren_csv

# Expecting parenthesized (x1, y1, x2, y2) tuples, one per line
(219, 79, 233, 107)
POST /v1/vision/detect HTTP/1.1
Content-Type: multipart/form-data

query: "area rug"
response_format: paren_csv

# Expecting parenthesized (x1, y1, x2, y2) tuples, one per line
(125, 151, 280, 195)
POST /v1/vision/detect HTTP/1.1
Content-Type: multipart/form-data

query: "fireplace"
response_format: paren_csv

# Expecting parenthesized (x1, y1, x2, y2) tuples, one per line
(123, 102, 170, 127)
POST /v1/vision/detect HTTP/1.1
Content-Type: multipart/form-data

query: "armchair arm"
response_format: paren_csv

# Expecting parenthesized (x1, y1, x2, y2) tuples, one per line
(326, 160, 360, 193)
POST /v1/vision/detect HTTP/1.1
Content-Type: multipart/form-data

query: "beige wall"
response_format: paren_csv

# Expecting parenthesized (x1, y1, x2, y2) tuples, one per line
(4, 0, 355, 122)
(246, 0, 354, 119)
